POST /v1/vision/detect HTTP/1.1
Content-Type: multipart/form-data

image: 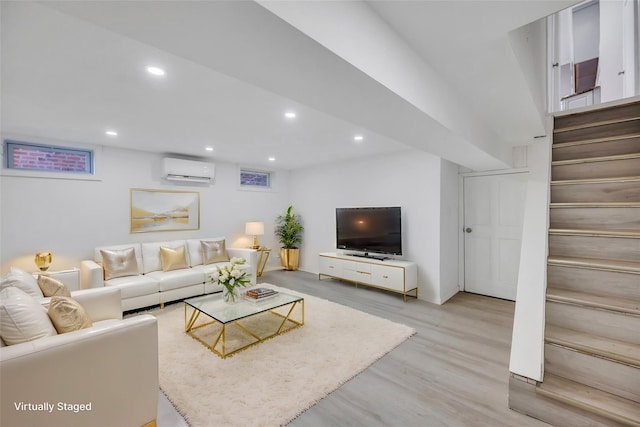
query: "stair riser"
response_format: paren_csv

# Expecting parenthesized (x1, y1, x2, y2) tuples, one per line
(552, 157, 640, 181)
(548, 234, 640, 263)
(551, 181, 640, 203)
(545, 344, 640, 403)
(554, 119, 640, 144)
(509, 377, 633, 427)
(554, 103, 640, 131)
(548, 265, 640, 300)
(550, 207, 640, 231)
(546, 301, 640, 344)
(552, 136, 640, 161)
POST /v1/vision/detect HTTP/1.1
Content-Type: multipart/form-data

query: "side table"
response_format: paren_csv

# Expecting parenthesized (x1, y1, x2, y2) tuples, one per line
(32, 268, 80, 291)
(256, 248, 271, 277)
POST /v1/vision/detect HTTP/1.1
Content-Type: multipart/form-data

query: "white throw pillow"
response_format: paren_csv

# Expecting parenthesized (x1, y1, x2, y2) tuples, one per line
(0, 287, 57, 345)
(0, 267, 44, 298)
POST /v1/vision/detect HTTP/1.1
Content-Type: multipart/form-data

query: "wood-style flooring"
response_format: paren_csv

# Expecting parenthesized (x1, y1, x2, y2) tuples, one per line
(157, 269, 549, 427)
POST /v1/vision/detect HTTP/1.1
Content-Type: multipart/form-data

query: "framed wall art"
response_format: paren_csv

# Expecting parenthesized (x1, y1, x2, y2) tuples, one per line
(130, 188, 200, 233)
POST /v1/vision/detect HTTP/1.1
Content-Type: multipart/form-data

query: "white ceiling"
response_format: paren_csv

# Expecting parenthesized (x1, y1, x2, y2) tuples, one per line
(0, 0, 577, 171)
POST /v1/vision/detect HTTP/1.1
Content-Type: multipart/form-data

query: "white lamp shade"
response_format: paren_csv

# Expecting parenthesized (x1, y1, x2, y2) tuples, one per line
(245, 222, 264, 236)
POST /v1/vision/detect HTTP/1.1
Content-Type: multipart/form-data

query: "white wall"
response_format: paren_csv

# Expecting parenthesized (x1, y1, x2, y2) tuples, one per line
(509, 18, 549, 120)
(509, 138, 552, 381)
(287, 148, 458, 304)
(439, 159, 460, 303)
(0, 144, 290, 274)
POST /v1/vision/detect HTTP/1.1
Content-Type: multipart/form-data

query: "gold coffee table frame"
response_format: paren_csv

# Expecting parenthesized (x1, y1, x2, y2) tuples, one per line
(184, 292, 304, 358)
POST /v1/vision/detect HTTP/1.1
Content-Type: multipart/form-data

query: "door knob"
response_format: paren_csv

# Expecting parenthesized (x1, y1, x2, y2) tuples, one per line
(465, 227, 473, 233)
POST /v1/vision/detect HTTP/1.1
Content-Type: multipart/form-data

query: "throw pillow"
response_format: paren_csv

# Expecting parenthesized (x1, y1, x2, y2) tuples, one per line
(0, 267, 44, 298)
(101, 247, 139, 280)
(47, 296, 93, 334)
(201, 240, 229, 264)
(37, 275, 71, 298)
(0, 287, 57, 345)
(160, 245, 188, 272)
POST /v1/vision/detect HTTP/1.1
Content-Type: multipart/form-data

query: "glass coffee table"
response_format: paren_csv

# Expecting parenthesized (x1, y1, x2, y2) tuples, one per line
(184, 291, 304, 358)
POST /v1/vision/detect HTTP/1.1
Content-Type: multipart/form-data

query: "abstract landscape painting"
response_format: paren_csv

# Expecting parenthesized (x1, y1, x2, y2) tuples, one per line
(130, 189, 200, 233)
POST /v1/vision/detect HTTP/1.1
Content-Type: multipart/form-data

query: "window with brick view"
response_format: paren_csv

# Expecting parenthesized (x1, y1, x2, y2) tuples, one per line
(240, 169, 270, 188)
(4, 140, 94, 174)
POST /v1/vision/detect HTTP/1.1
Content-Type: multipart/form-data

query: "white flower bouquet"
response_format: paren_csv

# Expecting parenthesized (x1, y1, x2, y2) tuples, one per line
(209, 257, 251, 303)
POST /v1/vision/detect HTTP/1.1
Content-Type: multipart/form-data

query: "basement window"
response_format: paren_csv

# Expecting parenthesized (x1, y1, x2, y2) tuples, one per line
(4, 140, 94, 175)
(240, 169, 271, 188)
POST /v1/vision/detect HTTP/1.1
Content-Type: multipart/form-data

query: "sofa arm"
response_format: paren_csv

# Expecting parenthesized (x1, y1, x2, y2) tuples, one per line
(70, 287, 122, 321)
(0, 315, 158, 427)
(227, 248, 258, 284)
(80, 260, 103, 289)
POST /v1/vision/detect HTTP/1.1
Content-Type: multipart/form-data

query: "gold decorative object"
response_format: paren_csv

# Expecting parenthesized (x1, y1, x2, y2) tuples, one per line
(34, 252, 52, 271)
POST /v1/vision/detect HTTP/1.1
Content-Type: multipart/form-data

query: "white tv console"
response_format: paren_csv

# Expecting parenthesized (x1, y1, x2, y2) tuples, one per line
(318, 252, 418, 301)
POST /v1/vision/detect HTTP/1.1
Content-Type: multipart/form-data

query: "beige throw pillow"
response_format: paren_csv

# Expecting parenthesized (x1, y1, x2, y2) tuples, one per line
(47, 296, 93, 334)
(37, 275, 71, 297)
(160, 246, 188, 272)
(201, 240, 229, 264)
(101, 247, 139, 280)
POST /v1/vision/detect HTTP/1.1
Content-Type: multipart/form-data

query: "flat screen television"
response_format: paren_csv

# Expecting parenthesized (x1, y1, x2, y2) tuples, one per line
(336, 206, 402, 258)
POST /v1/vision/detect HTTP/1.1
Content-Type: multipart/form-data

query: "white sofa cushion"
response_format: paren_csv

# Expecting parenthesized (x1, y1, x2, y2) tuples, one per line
(0, 287, 57, 345)
(104, 275, 159, 299)
(1, 267, 44, 299)
(186, 237, 225, 266)
(94, 244, 144, 275)
(146, 269, 204, 292)
(141, 240, 188, 274)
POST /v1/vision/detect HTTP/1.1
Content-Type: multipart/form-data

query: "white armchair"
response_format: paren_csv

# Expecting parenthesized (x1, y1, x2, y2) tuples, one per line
(0, 287, 159, 427)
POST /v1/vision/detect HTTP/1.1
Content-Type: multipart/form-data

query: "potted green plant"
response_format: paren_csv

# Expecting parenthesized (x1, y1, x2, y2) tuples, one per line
(275, 205, 304, 270)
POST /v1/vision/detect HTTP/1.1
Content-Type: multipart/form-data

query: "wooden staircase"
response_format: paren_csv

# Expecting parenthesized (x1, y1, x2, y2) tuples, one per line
(538, 100, 640, 426)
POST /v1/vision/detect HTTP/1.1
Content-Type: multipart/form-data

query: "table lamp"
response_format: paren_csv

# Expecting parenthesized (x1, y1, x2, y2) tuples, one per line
(245, 222, 264, 249)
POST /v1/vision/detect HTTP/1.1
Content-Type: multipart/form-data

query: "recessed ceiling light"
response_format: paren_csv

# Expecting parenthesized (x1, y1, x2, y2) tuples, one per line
(205, 146, 214, 152)
(354, 135, 364, 142)
(105, 130, 118, 137)
(268, 157, 276, 162)
(146, 66, 166, 76)
(284, 112, 296, 119)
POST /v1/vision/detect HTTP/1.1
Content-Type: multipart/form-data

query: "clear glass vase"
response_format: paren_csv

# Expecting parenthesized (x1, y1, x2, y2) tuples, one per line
(222, 286, 239, 304)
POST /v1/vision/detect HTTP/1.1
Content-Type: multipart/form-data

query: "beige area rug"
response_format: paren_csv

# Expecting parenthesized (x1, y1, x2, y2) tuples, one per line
(143, 284, 415, 427)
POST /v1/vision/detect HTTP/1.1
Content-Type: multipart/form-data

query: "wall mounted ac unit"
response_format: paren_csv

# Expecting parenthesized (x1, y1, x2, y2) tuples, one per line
(162, 158, 214, 183)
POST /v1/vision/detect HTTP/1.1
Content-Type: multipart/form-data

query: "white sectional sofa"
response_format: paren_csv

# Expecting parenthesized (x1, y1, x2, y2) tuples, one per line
(0, 286, 159, 427)
(80, 238, 257, 311)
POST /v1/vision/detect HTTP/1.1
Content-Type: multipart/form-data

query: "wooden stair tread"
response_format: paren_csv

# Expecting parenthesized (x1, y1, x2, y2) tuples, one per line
(537, 374, 640, 426)
(553, 133, 640, 148)
(551, 176, 640, 186)
(550, 202, 640, 208)
(546, 288, 640, 315)
(545, 324, 640, 367)
(552, 153, 640, 166)
(554, 115, 640, 134)
(549, 229, 640, 238)
(548, 255, 640, 273)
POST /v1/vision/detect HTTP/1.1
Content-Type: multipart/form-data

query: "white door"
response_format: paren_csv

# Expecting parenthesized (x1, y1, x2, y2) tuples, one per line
(463, 173, 527, 300)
